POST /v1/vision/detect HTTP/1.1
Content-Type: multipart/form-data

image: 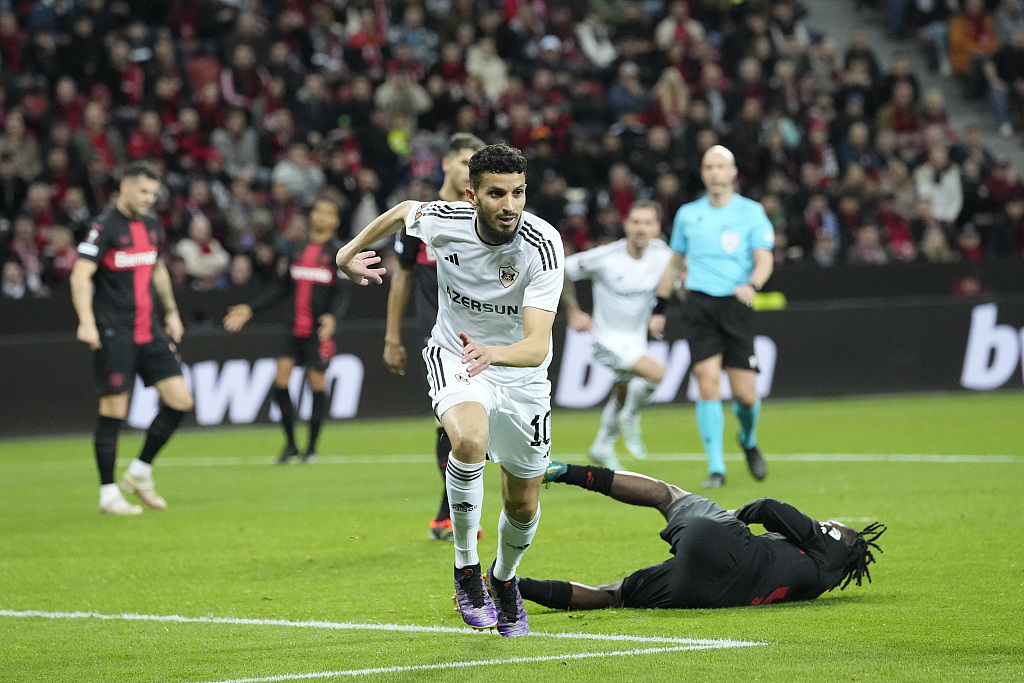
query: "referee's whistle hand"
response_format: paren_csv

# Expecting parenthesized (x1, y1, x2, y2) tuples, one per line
(733, 284, 756, 306)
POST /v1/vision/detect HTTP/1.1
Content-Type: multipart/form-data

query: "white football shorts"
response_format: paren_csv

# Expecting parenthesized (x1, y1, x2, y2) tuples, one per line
(423, 345, 551, 480)
(590, 333, 648, 380)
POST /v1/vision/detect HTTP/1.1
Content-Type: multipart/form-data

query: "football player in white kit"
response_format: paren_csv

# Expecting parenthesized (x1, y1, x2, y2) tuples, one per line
(335, 144, 563, 637)
(562, 201, 673, 470)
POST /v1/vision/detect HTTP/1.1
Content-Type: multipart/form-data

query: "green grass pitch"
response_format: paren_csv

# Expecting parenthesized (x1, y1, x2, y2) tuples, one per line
(2, 393, 1022, 682)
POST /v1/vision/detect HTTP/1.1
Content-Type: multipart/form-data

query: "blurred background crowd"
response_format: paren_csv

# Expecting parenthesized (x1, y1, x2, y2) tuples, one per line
(1, 0, 1023, 301)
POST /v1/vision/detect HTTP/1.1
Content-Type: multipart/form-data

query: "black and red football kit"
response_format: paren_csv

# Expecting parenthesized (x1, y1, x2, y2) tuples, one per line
(77, 207, 182, 395)
(249, 237, 350, 371)
(618, 495, 853, 608)
(395, 229, 439, 346)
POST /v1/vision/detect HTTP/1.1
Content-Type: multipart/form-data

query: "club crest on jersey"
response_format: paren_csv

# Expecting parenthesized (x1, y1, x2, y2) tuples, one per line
(498, 262, 519, 288)
(414, 202, 429, 220)
(720, 232, 740, 254)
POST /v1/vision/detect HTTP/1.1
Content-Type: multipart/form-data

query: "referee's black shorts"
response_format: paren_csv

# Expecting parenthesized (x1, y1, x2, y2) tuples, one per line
(683, 290, 758, 370)
(619, 493, 751, 609)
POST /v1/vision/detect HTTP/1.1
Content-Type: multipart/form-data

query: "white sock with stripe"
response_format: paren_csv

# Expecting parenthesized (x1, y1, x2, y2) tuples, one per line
(493, 506, 540, 582)
(446, 457, 485, 568)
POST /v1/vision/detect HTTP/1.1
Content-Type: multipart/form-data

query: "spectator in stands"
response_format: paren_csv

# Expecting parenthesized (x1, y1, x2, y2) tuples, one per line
(877, 192, 917, 262)
(950, 0, 1001, 96)
(609, 61, 653, 119)
(211, 108, 262, 182)
(46, 225, 77, 287)
(224, 177, 272, 253)
(374, 67, 432, 121)
(993, 0, 1024, 44)
(56, 186, 92, 242)
(915, 144, 964, 230)
(913, 197, 955, 262)
(466, 36, 510, 104)
(102, 38, 145, 125)
(1, 259, 27, 299)
(991, 191, 1024, 255)
(847, 224, 891, 264)
(0, 152, 27, 222)
(293, 73, 336, 144)
(985, 156, 1024, 208)
(912, 0, 956, 76)
(959, 157, 997, 232)
(228, 252, 254, 287)
(74, 102, 127, 172)
(271, 141, 325, 210)
(8, 216, 45, 296)
(390, 5, 439, 70)
(221, 43, 269, 112)
(128, 111, 167, 162)
(175, 213, 231, 290)
(984, 26, 1024, 138)
(655, 1, 705, 51)
(0, 111, 42, 182)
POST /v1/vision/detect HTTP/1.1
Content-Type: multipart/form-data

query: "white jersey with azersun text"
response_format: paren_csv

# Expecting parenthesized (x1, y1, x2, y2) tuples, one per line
(565, 238, 673, 345)
(404, 200, 564, 386)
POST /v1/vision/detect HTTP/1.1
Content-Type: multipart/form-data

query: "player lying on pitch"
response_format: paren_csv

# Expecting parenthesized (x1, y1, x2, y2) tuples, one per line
(518, 461, 886, 610)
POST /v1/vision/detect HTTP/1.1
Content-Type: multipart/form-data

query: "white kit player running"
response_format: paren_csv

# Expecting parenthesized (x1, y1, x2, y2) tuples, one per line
(562, 201, 672, 469)
(335, 144, 563, 637)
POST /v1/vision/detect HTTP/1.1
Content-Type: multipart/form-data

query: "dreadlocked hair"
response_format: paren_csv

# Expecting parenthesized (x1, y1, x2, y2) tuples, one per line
(836, 522, 887, 590)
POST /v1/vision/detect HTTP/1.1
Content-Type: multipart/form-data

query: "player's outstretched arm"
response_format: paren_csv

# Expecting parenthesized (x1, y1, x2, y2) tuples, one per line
(335, 200, 417, 285)
(70, 258, 101, 349)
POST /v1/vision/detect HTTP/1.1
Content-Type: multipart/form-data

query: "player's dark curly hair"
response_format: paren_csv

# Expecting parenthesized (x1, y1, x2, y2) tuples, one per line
(469, 143, 527, 190)
(835, 522, 887, 590)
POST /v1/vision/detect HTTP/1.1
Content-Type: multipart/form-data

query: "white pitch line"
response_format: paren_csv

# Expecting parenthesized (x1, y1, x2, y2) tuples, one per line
(6, 452, 1020, 470)
(0, 609, 761, 648)
(182, 644, 746, 683)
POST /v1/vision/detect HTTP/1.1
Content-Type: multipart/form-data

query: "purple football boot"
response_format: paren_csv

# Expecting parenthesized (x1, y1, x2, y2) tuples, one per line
(487, 561, 529, 637)
(453, 564, 498, 630)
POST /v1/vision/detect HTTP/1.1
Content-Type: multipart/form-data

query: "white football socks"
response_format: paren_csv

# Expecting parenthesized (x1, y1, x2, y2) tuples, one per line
(99, 483, 122, 507)
(621, 376, 657, 417)
(493, 506, 540, 582)
(598, 395, 621, 440)
(446, 457, 485, 568)
(128, 459, 153, 479)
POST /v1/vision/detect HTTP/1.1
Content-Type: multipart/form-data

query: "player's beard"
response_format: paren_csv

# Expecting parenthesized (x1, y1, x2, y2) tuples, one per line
(477, 213, 518, 245)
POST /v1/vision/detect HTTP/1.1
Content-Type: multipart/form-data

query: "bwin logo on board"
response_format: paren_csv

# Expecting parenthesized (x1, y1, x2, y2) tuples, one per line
(961, 304, 1024, 390)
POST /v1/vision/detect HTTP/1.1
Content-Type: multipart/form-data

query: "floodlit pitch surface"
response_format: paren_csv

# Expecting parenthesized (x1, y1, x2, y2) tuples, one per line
(2, 393, 1022, 682)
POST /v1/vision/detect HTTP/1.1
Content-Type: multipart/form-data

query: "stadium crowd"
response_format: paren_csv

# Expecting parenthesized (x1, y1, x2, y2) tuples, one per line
(1, 0, 1023, 301)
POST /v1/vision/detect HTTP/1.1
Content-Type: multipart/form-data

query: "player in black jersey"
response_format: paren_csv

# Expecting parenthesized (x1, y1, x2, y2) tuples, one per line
(224, 197, 349, 463)
(70, 162, 195, 516)
(519, 461, 886, 610)
(383, 133, 485, 541)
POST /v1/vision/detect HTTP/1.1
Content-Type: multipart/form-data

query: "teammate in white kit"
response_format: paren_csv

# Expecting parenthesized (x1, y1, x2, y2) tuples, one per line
(562, 201, 673, 470)
(335, 144, 563, 638)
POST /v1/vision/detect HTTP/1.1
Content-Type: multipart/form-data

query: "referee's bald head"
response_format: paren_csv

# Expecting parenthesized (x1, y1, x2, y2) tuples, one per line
(702, 145, 735, 166)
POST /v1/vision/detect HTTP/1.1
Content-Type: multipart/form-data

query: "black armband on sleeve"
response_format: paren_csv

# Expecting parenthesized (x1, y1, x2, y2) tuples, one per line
(653, 296, 669, 315)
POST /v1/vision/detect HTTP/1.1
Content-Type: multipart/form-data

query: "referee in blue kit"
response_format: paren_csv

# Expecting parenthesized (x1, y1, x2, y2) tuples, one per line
(650, 145, 774, 488)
